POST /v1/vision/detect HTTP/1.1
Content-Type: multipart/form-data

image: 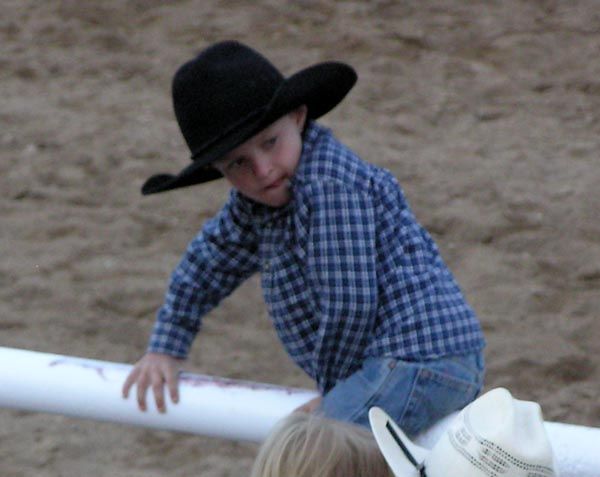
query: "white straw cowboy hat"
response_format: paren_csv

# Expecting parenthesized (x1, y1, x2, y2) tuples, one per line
(369, 388, 556, 477)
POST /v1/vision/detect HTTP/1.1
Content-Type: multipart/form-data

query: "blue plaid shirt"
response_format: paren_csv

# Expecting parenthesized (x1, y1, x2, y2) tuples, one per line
(148, 122, 485, 393)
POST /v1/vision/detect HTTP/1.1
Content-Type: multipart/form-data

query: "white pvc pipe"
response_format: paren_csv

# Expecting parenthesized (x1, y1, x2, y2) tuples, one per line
(0, 346, 599, 476)
(0, 346, 317, 442)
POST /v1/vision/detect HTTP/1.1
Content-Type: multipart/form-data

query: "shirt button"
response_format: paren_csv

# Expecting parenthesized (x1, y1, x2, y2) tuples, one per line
(264, 260, 271, 270)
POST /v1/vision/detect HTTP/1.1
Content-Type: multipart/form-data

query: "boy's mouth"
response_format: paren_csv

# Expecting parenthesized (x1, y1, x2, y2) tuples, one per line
(265, 177, 286, 190)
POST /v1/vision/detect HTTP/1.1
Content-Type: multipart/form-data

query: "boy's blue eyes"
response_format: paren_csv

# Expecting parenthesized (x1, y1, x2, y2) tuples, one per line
(225, 157, 246, 171)
(224, 136, 278, 171)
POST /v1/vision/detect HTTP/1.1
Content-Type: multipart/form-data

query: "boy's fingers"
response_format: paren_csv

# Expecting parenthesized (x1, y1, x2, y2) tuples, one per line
(151, 372, 166, 413)
(122, 355, 181, 412)
(136, 372, 150, 411)
(122, 367, 139, 398)
(165, 368, 180, 404)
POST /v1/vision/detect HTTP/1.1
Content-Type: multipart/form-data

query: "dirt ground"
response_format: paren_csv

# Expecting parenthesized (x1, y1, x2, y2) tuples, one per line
(1, 1, 599, 476)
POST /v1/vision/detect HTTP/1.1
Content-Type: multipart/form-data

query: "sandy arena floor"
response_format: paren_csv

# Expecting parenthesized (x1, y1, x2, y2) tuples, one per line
(1, 1, 599, 475)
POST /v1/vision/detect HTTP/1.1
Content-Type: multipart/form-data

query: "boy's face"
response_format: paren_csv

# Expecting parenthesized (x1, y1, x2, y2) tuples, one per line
(213, 106, 307, 207)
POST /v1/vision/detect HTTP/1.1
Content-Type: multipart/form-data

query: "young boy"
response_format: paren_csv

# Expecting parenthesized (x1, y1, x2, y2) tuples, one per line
(122, 40, 485, 436)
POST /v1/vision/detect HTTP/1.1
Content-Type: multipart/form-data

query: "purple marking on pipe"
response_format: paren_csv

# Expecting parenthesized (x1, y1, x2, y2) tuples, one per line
(49, 359, 108, 380)
(47, 358, 314, 396)
(178, 373, 311, 395)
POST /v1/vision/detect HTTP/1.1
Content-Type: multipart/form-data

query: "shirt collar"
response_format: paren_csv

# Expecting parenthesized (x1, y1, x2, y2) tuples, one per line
(289, 120, 328, 189)
(234, 121, 330, 224)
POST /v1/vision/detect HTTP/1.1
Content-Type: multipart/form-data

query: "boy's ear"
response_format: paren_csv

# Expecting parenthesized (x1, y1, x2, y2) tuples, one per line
(292, 104, 308, 130)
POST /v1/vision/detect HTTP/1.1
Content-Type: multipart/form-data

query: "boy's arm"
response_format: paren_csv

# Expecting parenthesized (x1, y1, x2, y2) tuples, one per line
(123, 195, 260, 411)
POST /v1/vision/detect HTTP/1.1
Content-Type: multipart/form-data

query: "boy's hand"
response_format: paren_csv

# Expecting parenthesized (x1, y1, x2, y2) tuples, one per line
(294, 396, 322, 414)
(122, 352, 182, 413)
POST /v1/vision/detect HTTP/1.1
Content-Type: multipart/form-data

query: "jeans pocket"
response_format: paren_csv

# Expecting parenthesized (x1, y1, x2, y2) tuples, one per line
(399, 364, 479, 436)
(320, 357, 397, 424)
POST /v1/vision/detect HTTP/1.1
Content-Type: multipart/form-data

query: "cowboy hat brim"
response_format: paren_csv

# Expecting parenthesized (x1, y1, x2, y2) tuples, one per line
(141, 61, 357, 195)
(368, 407, 429, 477)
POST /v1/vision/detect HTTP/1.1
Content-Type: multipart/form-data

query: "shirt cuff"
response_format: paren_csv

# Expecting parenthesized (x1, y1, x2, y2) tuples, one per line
(147, 319, 195, 358)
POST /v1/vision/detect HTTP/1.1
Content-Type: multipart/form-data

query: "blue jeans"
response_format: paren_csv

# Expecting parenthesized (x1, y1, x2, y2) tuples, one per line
(319, 351, 485, 437)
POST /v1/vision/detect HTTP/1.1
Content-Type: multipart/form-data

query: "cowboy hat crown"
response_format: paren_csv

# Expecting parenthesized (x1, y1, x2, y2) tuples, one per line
(142, 40, 357, 195)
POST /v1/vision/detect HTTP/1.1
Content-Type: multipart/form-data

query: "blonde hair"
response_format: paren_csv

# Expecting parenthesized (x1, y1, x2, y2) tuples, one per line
(250, 412, 394, 477)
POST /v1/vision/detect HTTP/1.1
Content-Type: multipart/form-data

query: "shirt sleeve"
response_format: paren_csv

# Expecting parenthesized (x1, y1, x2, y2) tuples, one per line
(148, 193, 260, 358)
(298, 181, 379, 391)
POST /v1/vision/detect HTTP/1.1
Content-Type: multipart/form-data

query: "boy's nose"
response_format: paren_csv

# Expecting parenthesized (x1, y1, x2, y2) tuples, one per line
(251, 154, 273, 179)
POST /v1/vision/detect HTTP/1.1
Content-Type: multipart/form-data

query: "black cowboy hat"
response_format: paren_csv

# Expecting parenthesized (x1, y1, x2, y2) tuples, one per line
(141, 40, 357, 195)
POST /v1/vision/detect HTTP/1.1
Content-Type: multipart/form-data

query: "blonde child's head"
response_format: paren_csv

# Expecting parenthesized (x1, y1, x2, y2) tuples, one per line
(250, 412, 394, 477)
